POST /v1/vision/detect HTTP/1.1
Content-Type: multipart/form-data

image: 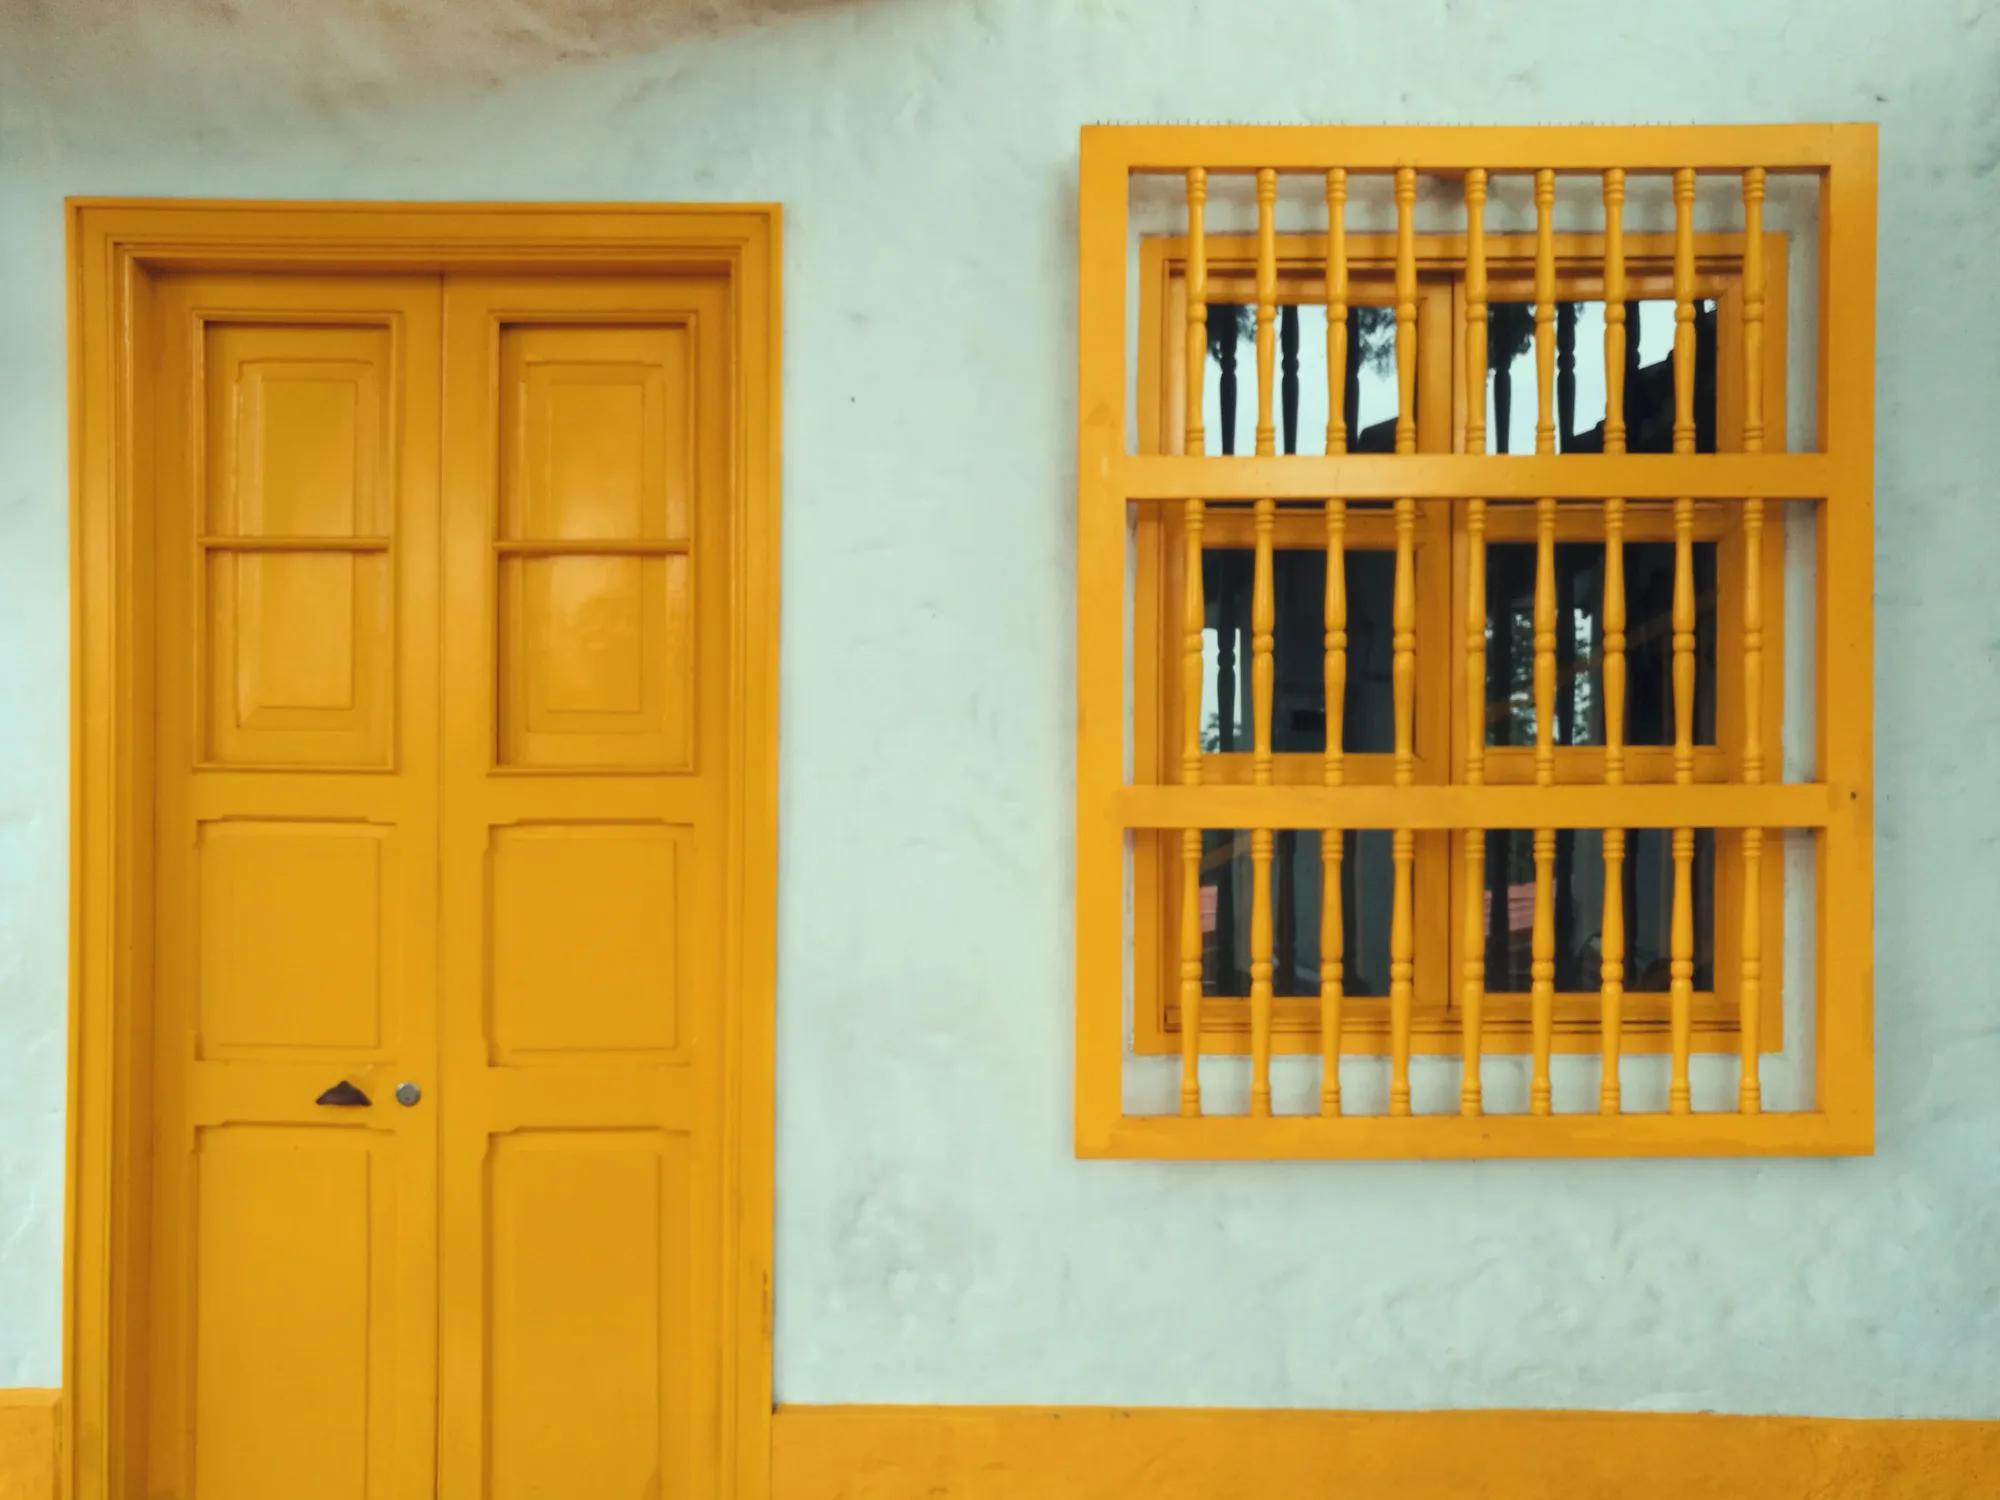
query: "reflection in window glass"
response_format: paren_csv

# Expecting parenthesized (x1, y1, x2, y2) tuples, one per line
(1486, 300, 1716, 455)
(1201, 303, 1401, 455)
(1485, 542, 1716, 748)
(1201, 829, 1391, 998)
(1484, 828, 1715, 994)
(1203, 548, 1396, 754)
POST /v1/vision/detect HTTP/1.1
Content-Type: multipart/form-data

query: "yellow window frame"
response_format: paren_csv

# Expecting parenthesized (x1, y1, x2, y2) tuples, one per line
(1076, 125, 1877, 1159)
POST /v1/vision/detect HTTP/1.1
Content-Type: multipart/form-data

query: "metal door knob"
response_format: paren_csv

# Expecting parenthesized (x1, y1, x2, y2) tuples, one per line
(394, 1081, 422, 1107)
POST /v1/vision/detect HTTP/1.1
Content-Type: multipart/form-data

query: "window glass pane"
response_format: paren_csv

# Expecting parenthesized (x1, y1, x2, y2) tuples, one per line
(1483, 828, 1715, 994)
(1485, 299, 1716, 455)
(1201, 303, 1401, 455)
(1200, 829, 1391, 998)
(1204, 548, 1396, 754)
(1485, 541, 1716, 748)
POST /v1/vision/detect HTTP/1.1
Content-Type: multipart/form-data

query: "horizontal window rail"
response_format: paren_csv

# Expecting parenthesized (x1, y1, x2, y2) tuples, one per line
(1109, 454, 1834, 502)
(1110, 784, 1850, 831)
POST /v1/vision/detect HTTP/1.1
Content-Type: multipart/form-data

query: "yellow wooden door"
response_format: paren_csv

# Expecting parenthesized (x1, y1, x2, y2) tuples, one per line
(145, 267, 735, 1500)
(436, 275, 732, 1500)
(147, 271, 445, 1500)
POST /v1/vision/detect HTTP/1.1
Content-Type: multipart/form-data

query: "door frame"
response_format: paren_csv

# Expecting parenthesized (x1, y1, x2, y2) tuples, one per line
(65, 200, 781, 1500)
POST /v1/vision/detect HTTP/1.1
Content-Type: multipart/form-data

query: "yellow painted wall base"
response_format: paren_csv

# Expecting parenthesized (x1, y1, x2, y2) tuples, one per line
(772, 1405, 2000, 1500)
(0, 1393, 57, 1500)
(6, 1392, 1995, 1497)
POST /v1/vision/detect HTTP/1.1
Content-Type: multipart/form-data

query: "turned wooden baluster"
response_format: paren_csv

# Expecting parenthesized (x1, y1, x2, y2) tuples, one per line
(1740, 167, 1767, 1114)
(1529, 168, 1557, 1117)
(1322, 167, 1350, 1117)
(1250, 167, 1278, 1117)
(1670, 167, 1698, 1114)
(1461, 167, 1490, 1117)
(1389, 166, 1418, 1118)
(1599, 168, 1629, 1116)
(1179, 168, 1209, 1118)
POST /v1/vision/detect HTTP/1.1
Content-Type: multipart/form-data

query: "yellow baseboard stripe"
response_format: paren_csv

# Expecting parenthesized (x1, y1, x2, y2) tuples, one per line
(0, 1392, 57, 1500)
(7, 1391, 1992, 1497)
(772, 1404, 2000, 1500)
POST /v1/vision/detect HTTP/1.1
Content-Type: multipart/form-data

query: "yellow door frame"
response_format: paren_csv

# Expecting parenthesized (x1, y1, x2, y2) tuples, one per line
(65, 200, 781, 1500)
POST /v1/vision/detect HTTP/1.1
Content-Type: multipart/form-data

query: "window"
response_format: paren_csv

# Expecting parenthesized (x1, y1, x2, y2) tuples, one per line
(1076, 126, 1876, 1158)
(1133, 234, 1785, 1067)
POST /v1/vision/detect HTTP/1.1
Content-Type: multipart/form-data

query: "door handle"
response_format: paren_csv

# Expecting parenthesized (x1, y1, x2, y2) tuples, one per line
(315, 1080, 371, 1107)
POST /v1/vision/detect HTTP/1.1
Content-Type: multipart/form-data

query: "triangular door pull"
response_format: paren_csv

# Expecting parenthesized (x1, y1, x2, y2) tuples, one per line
(315, 1080, 371, 1107)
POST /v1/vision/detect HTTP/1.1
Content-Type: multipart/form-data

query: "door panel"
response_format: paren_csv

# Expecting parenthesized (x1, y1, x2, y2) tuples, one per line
(439, 276, 731, 1500)
(188, 1126, 396, 1500)
(200, 320, 397, 768)
(148, 273, 442, 1500)
(485, 1130, 694, 1500)
(488, 823, 689, 1060)
(195, 820, 393, 1056)
(495, 322, 696, 771)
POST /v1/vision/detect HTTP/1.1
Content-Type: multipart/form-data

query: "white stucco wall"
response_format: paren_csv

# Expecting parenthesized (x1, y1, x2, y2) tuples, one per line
(2, 0, 1997, 1417)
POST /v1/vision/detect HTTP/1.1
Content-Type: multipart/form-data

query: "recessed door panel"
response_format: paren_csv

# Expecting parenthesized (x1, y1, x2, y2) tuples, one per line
(496, 323, 696, 771)
(197, 820, 392, 1057)
(202, 322, 396, 768)
(485, 1131, 693, 1500)
(489, 822, 687, 1061)
(189, 1126, 394, 1500)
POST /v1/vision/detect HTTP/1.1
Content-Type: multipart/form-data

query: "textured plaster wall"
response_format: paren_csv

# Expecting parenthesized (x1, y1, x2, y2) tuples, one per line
(1, 0, 1997, 1417)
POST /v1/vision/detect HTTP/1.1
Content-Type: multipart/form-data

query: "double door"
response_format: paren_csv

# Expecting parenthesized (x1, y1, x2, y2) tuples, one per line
(145, 268, 732, 1500)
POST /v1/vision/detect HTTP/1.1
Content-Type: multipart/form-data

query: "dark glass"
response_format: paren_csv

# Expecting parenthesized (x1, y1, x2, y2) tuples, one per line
(1485, 299, 1717, 455)
(1485, 542, 1716, 748)
(1200, 830, 1391, 998)
(1203, 548, 1396, 754)
(1483, 828, 1715, 994)
(1202, 303, 1403, 456)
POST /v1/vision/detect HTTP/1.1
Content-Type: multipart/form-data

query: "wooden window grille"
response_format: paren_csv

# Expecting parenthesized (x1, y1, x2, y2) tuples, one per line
(1075, 126, 1876, 1158)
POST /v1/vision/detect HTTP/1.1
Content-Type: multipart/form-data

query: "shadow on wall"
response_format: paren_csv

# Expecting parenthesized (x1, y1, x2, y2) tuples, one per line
(0, 0, 870, 114)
